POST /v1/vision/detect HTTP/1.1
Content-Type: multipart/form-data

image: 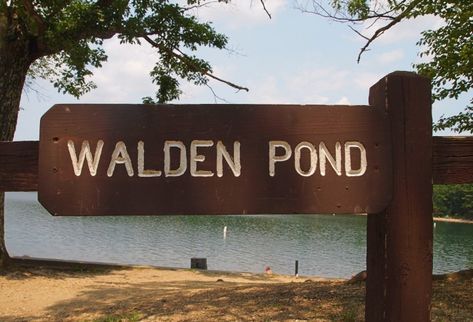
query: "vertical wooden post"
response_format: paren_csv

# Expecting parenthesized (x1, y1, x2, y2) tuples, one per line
(366, 72, 433, 321)
(366, 211, 387, 321)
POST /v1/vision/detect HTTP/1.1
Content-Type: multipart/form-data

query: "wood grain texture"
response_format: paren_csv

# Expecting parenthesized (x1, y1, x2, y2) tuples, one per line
(366, 212, 386, 321)
(0, 141, 38, 191)
(433, 136, 473, 184)
(366, 71, 433, 322)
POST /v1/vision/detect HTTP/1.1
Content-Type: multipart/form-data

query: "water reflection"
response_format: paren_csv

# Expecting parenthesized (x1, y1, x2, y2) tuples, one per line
(5, 192, 473, 278)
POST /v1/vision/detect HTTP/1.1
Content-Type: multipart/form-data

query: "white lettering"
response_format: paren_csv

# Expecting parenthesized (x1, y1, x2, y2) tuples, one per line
(164, 141, 187, 177)
(137, 141, 162, 177)
(216, 141, 241, 177)
(344, 141, 367, 177)
(319, 142, 342, 176)
(269, 141, 292, 177)
(67, 140, 104, 176)
(190, 140, 214, 177)
(294, 142, 317, 177)
(107, 141, 134, 177)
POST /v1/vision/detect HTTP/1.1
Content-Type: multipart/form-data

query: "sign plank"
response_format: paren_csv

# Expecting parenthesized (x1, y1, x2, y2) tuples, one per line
(1, 137, 469, 192)
(38, 104, 392, 216)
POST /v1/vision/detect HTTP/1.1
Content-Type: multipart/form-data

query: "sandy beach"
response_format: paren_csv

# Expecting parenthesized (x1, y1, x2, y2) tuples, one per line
(0, 259, 472, 322)
(433, 217, 473, 224)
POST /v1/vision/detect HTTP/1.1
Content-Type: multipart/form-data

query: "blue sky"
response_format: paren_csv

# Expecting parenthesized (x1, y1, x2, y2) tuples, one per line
(15, 0, 470, 140)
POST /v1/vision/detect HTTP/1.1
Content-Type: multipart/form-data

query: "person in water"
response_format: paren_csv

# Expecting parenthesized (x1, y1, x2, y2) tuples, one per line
(264, 266, 273, 275)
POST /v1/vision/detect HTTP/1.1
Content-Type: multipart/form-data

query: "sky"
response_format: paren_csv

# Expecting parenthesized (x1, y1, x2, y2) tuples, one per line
(15, 0, 471, 140)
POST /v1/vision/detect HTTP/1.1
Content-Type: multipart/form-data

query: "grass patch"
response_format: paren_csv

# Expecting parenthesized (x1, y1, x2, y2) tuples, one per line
(92, 311, 142, 322)
(331, 304, 364, 322)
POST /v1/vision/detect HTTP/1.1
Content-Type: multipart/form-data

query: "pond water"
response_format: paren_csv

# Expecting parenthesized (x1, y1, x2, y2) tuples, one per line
(5, 192, 473, 278)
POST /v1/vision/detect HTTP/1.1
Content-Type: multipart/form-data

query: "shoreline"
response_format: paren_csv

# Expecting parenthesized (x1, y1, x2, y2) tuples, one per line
(7, 256, 346, 281)
(355, 213, 473, 224)
(433, 216, 473, 224)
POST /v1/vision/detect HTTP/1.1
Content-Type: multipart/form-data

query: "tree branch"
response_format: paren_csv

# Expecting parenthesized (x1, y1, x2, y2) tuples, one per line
(259, 0, 271, 19)
(348, 25, 369, 41)
(22, 0, 45, 35)
(298, 2, 396, 24)
(356, 0, 422, 63)
(202, 67, 249, 92)
(182, 0, 221, 12)
(205, 83, 231, 103)
(143, 34, 249, 93)
(296, 0, 421, 63)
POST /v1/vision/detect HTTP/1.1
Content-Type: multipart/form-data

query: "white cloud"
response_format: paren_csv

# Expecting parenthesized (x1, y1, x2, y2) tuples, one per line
(353, 72, 383, 90)
(242, 68, 353, 104)
(249, 76, 288, 104)
(287, 68, 349, 94)
(362, 14, 443, 45)
(183, 65, 388, 106)
(376, 49, 405, 64)
(248, 82, 330, 104)
(336, 96, 351, 105)
(192, 0, 287, 29)
(178, 80, 209, 102)
(81, 38, 158, 103)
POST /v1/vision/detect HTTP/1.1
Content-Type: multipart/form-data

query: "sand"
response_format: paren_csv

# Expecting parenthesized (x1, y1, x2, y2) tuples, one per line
(0, 260, 472, 322)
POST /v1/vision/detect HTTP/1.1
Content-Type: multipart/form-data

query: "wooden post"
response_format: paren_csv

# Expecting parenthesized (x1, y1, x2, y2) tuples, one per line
(190, 258, 207, 270)
(366, 72, 433, 321)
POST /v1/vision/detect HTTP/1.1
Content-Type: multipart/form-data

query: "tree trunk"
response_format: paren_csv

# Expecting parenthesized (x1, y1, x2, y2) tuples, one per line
(0, 41, 32, 268)
(0, 193, 6, 268)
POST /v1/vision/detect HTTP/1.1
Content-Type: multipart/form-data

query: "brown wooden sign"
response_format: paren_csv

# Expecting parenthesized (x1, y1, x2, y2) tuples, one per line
(38, 104, 392, 216)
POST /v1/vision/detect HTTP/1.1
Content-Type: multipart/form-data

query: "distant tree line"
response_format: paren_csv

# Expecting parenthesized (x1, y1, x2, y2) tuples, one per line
(433, 184, 473, 219)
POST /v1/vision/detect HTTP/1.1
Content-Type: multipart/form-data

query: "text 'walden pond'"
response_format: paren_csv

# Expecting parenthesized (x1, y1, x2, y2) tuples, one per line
(67, 140, 368, 178)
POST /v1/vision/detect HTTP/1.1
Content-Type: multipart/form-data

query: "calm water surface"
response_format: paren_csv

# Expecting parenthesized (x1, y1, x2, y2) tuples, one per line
(5, 192, 473, 278)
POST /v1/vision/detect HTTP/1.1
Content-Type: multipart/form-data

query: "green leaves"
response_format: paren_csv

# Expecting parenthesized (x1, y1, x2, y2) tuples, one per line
(320, 0, 473, 132)
(413, 0, 472, 132)
(30, 39, 107, 98)
(347, 0, 370, 19)
(434, 105, 473, 133)
(433, 184, 473, 219)
(20, 0, 231, 102)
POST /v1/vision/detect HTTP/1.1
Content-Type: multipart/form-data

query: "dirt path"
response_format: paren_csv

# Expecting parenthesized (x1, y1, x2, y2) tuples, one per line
(0, 262, 472, 321)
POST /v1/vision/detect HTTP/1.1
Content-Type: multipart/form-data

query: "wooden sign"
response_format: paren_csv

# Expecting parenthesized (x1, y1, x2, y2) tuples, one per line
(38, 104, 392, 216)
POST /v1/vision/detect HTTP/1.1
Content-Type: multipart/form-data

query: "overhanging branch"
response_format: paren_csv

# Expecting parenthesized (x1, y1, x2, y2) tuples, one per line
(143, 35, 249, 93)
(356, 0, 422, 63)
(296, 0, 420, 63)
(259, 0, 271, 19)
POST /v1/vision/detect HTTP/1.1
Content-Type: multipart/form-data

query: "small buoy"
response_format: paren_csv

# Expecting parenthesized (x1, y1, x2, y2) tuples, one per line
(223, 226, 227, 239)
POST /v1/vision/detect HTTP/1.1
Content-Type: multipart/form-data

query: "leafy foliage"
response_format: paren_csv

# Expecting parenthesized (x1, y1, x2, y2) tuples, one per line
(413, 1, 473, 132)
(2, 0, 239, 103)
(299, 0, 473, 132)
(433, 184, 473, 219)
